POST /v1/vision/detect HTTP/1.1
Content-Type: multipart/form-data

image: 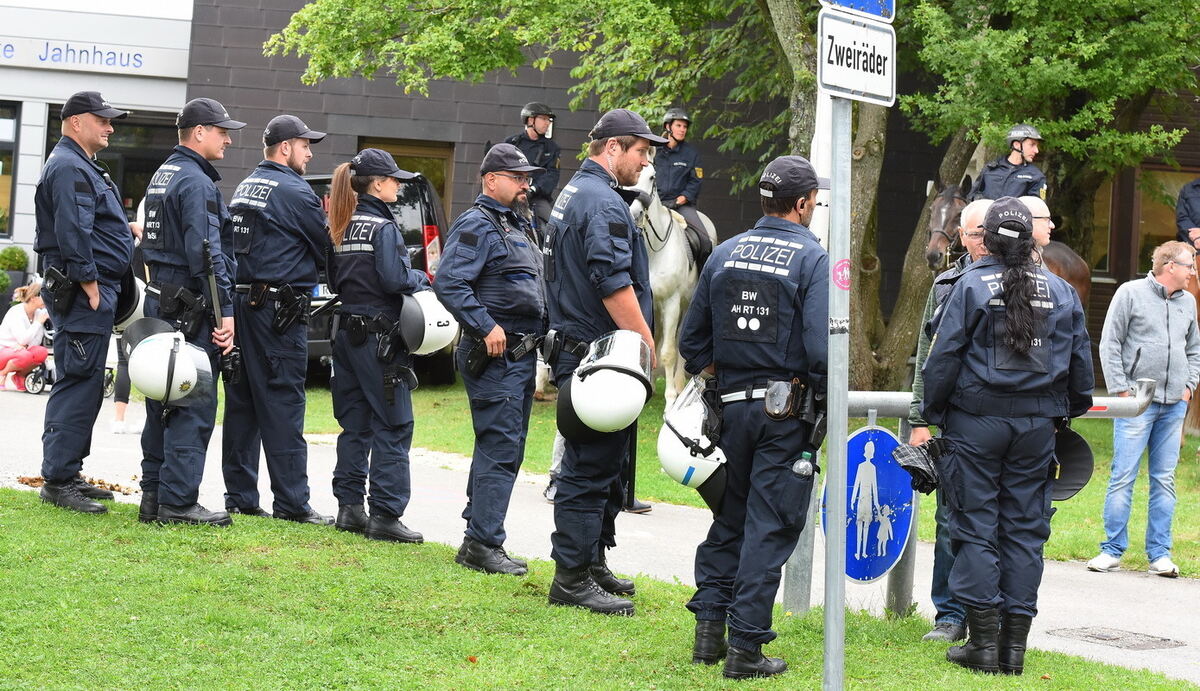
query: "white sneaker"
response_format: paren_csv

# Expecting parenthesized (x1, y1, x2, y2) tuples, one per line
(1148, 557, 1180, 578)
(1087, 553, 1121, 572)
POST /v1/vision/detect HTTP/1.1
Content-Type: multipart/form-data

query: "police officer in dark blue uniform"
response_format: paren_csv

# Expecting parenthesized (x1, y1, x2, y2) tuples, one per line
(327, 148, 430, 543)
(33, 91, 134, 514)
(221, 115, 332, 524)
(1174, 176, 1200, 249)
(653, 107, 711, 261)
(678, 155, 829, 680)
(969, 124, 1048, 201)
(923, 197, 1093, 676)
(544, 109, 665, 615)
(139, 97, 245, 526)
(505, 102, 560, 228)
(434, 143, 546, 576)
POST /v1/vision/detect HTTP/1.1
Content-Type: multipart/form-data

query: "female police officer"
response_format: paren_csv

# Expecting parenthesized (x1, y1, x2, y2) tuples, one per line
(326, 149, 430, 543)
(922, 197, 1093, 676)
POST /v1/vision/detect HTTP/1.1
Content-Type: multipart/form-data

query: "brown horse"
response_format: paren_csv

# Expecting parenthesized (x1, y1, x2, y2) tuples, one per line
(925, 176, 971, 270)
(1040, 240, 1091, 307)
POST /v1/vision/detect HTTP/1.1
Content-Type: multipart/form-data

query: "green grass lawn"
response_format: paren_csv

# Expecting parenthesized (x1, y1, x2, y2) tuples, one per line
(0, 489, 1189, 690)
(289, 377, 1200, 577)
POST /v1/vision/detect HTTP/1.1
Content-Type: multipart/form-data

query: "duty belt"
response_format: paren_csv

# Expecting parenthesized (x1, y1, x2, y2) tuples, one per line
(560, 334, 590, 358)
(235, 283, 306, 299)
(720, 387, 768, 403)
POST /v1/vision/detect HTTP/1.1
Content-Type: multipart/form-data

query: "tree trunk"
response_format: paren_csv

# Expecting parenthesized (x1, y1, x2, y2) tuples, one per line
(764, 0, 816, 154)
(848, 104, 888, 390)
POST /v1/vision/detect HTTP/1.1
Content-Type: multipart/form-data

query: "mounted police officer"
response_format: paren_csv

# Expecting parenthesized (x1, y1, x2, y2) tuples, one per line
(139, 97, 244, 526)
(678, 155, 829, 680)
(923, 197, 1093, 676)
(543, 108, 665, 615)
(34, 91, 135, 514)
(969, 124, 1047, 201)
(505, 102, 561, 229)
(654, 107, 710, 262)
(326, 149, 430, 544)
(434, 143, 546, 576)
(221, 115, 332, 525)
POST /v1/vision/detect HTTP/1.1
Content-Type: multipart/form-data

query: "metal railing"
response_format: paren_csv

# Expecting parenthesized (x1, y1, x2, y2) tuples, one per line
(783, 377, 1157, 617)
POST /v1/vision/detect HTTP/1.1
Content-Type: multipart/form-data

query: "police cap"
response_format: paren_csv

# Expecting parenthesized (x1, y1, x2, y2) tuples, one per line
(350, 148, 418, 180)
(177, 98, 246, 130)
(480, 143, 545, 175)
(61, 91, 129, 120)
(264, 114, 326, 146)
(759, 155, 830, 198)
(589, 108, 668, 145)
(983, 196, 1032, 238)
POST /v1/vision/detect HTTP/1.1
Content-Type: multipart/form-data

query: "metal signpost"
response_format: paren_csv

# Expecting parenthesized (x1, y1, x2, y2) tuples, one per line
(816, 3, 896, 688)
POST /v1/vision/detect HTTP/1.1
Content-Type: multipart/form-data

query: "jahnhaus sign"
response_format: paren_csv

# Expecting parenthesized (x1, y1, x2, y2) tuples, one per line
(0, 36, 187, 78)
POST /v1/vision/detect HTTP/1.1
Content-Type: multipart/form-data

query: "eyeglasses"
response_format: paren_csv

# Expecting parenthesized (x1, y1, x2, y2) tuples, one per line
(1032, 215, 1051, 221)
(1170, 259, 1196, 271)
(492, 173, 532, 186)
(963, 231, 985, 239)
(814, 201, 829, 208)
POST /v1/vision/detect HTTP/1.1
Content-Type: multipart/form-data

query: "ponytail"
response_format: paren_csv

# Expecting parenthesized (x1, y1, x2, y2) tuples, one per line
(328, 162, 356, 247)
(983, 229, 1041, 355)
(13, 281, 42, 304)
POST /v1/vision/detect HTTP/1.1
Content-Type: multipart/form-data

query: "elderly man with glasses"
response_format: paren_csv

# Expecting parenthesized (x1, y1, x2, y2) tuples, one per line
(1089, 240, 1200, 579)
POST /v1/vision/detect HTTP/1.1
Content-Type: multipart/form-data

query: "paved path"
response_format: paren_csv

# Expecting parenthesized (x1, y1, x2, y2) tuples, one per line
(2, 390, 1197, 685)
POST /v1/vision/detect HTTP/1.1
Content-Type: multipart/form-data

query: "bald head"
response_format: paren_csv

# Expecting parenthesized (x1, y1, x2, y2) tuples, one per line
(958, 199, 992, 261)
(1020, 196, 1053, 248)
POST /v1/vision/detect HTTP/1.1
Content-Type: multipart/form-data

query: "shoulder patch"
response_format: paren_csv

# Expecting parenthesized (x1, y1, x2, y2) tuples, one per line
(206, 199, 220, 215)
(695, 167, 704, 179)
(459, 231, 478, 248)
(609, 222, 628, 239)
(74, 180, 91, 194)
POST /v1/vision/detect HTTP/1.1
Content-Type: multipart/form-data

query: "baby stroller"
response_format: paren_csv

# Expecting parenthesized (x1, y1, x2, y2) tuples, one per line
(23, 329, 117, 397)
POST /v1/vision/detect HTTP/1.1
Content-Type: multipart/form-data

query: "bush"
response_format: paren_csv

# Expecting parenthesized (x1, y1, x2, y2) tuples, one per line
(0, 270, 10, 298)
(0, 245, 29, 271)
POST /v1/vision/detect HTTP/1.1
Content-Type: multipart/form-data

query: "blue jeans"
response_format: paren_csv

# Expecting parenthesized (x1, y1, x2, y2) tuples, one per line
(1100, 400, 1187, 561)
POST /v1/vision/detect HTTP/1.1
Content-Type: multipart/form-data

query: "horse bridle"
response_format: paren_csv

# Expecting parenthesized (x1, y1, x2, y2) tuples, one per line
(633, 188, 676, 253)
(930, 192, 969, 268)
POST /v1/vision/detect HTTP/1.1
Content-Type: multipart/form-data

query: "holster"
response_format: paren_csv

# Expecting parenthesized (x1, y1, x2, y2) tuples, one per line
(465, 337, 490, 378)
(383, 363, 419, 404)
(375, 315, 403, 363)
(799, 387, 828, 450)
(271, 284, 310, 334)
(42, 265, 78, 317)
(153, 282, 208, 337)
(764, 378, 807, 421)
(341, 314, 369, 347)
(540, 329, 561, 367)
(221, 347, 243, 385)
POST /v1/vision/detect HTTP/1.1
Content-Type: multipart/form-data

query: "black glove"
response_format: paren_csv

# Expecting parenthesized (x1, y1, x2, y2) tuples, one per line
(1054, 416, 1070, 431)
(891, 438, 946, 495)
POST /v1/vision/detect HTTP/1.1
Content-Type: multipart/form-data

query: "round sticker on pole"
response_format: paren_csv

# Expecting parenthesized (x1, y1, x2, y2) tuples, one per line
(832, 258, 851, 290)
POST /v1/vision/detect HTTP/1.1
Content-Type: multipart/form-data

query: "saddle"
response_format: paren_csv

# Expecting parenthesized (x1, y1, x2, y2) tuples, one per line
(673, 209, 713, 269)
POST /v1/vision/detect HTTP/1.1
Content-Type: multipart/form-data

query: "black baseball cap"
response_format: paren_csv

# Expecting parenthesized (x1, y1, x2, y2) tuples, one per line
(983, 196, 1033, 238)
(176, 98, 246, 130)
(480, 143, 545, 175)
(61, 91, 128, 120)
(588, 108, 668, 145)
(759, 155, 829, 198)
(350, 148, 417, 180)
(263, 114, 326, 146)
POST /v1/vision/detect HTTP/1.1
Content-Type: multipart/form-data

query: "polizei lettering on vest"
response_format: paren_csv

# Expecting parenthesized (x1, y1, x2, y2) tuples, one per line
(825, 34, 889, 76)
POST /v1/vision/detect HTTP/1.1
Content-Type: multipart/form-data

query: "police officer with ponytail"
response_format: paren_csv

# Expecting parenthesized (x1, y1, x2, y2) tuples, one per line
(434, 143, 546, 577)
(221, 115, 331, 524)
(327, 149, 429, 544)
(678, 155, 829, 680)
(923, 197, 1093, 676)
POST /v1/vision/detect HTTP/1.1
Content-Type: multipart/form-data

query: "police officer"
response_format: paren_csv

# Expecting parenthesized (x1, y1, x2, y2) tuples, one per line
(969, 124, 1047, 201)
(221, 115, 332, 524)
(505, 102, 560, 228)
(654, 107, 710, 261)
(434, 143, 546, 576)
(1174, 175, 1200, 249)
(33, 91, 134, 513)
(544, 109, 665, 615)
(139, 97, 244, 526)
(678, 155, 829, 680)
(327, 149, 430, 543)
(923, 197, 1093, 676)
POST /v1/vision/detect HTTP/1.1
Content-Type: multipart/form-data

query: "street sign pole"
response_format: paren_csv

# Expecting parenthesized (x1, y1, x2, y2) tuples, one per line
(823, 93, 852, 691)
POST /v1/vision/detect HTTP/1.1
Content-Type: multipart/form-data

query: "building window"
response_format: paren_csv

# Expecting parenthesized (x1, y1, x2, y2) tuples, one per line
(1087, 178, 1113, 274)
(0, 103, 18, 238)
(359, 137, 454, 219)
(1137, 168, 1194, 273)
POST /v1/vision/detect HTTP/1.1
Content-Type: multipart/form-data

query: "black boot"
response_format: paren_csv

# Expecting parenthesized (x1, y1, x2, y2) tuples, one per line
(590, 552, 635, 596)
(335, 504, 368, 533)
(998, 612, 1033, 675)
(947, 607, 1000, 674)
(692, 620, 728, 665)
(722, 645, 787, 680)
(227, 505, 271, 517)
(40, 481, 106, 514)
(275, 508, 334, 525)
(157, 503, 233, 527)
(138, 490, 159, 524)
(73, 475, 114, 500)
(455, 537, 527, 576)
(548, 566, 634, 615)
(365, 514, 423, 543)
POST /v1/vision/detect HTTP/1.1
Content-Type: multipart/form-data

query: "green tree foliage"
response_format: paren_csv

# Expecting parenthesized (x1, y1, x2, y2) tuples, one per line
(265, 0, 797, 187)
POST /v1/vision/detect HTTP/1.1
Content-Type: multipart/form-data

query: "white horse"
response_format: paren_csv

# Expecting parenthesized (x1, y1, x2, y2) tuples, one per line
(626, 155, 718, 404)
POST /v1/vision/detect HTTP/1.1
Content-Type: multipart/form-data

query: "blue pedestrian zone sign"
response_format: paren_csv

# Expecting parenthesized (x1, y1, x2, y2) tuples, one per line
(821, 425, 915, 583)
(821, 0, 895, 22)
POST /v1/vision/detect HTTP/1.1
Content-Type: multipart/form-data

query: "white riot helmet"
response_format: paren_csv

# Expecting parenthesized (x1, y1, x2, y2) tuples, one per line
(400, 290, 459, 355)
(557, 330, 653, 440)
(125, 319, 214, 406)
(114, 268, 146, 333)
(658, 376, 727, 513)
